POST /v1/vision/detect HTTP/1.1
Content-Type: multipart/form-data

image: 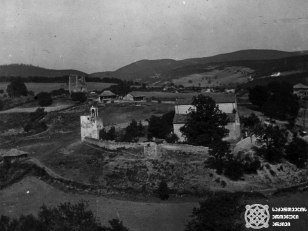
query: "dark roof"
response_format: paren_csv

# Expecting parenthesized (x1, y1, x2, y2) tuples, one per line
(100, 90, 116, 96)
(293, 83, 308, 89)
(176, 93, 235, 105)
(173, 113, 235, 124)
(173, 114, 188, 124)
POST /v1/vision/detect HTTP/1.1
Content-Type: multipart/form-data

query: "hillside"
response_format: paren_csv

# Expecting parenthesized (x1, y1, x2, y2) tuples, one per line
(0, 64, 88, 77)
(91, 49, 308, 83)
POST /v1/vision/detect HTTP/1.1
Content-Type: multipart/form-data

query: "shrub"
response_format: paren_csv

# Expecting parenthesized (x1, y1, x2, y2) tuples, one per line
(71, 92, 87, 102)
(224, 160, 244, 181)
(36, 92, 53, 106)
(6, 78, 28, 97)
(157, 180, 169, 200)
(221, 180, 227, 188)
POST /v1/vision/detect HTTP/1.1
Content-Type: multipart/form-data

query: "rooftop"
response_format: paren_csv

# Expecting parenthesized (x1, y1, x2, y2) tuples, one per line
(100, 90, 116, 96)
(293, 83, 308, 89)
(0, 149, 28, 157)
(176, 93, 235, 105)
(173, 113, 235, 124)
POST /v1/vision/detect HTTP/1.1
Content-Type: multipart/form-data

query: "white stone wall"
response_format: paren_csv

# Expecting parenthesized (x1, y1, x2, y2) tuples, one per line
(173, 123, 185, 142)
(175, 102, 236, 114)
(80, 116, 104, 141)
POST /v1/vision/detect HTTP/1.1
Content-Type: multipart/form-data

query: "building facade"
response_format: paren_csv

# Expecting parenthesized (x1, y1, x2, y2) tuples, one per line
(80, 106, 104, 141)
(68, 74, 88, 93)
(173, 93, 241, 142)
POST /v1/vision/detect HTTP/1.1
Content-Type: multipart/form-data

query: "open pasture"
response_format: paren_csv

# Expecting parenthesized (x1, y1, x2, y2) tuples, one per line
(0, 82, 115, 94)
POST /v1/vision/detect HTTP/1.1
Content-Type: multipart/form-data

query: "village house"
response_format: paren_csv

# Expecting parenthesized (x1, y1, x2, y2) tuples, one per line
(0, 149, 29, 163)
(99, 90, 117, 102)
(173, 93, 241, 142)
(293, 83, 308, 97)
(123, 92, 146, 101)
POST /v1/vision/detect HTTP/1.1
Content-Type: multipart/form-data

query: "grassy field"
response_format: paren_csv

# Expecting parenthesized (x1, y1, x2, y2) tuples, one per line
(172, 66, 253, 87)
(0, 176, 197, 231)
(0, 82, 115, 94)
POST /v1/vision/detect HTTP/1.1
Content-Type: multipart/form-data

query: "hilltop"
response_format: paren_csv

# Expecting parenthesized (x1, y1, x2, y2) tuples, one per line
(0, 64, 88, 77)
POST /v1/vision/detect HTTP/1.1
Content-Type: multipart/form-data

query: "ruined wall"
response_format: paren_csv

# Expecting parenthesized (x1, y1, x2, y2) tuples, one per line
(69, 75, 87, 93)
(84, 137, 143, 150)
(159, 143, 208, 155)
(80, 116, 104, 141)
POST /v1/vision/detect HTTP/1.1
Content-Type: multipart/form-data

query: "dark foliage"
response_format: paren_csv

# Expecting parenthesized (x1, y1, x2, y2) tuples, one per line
(180, 95, 229, 146)
(165, 133, 179, 143)
(249, 85, 270, 108)
(0, 99, 4, 111)
(208, 140, 231, 173)
(100, 126, 117, 141)
(285, 136, 308, 168)
(71, 92, 87, 102)
(36, 92, 53, 106)
(51, 88, 70, 97)
(224, 159, 244, 181)
(0, 200, 130, 231)
(262, 90, 299, 122)
(118, 120, 145, 142)
(157, 181, 169, 200)
(147, 111, 175, 139)
(185, 193, 245, 231)
(107, 84, 131, 96)
(24, 108, 48, 133)
(6, 78, 28, 97)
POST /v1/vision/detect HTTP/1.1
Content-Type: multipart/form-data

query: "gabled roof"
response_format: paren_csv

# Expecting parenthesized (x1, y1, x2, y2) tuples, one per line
(126, 92, 146, 98)
(100, 90, 116, 96)
(176, 93, 235, 105)
(293, 83, 308, 89)
(0, 149, 28, 157)
(173, 113, 235, 124)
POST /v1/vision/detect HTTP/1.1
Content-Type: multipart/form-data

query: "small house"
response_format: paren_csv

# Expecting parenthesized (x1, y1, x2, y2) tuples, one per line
(123, 92, 146, 101)
(99, 90, 117, 102)
(0, 149, 29, 163)
(293, 83, 308, 97)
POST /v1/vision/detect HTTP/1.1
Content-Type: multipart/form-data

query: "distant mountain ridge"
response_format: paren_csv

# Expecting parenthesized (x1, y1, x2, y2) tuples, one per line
(1, 49, 308, 82)
(91, 49, 308, 82)
(0, 64, 87, 78)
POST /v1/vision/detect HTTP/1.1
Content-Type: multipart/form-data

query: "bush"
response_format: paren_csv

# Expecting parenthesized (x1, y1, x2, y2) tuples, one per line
(71, 92, 87, 102)
(36, 92, 53, 106)
(0, 99, 4, 111)
(157, 180, 169, 200)
(224, 160, 244, 181)
(6, 78, 28, 97)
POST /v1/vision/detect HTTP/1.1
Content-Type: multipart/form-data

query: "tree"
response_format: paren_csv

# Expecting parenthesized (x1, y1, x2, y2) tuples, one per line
(0, 99, 4, 111)
(157, 180, 169, 200)
(147, 111, 175, 139)
(285, 136, 308, 168)
(249, 85, 270, 108)
(180, 95, 229, 146)
(6, 78, 28, 97)
(262, 90, 299, 123)
(71, 92, 87, 102)
(100, 126, 117, 140)
(208, 140, 231, 173)
(241, 113, 261, 141)
(185, 193, 244, 231)
(255, 124, 288, 163)
(36, 92, 53, 106)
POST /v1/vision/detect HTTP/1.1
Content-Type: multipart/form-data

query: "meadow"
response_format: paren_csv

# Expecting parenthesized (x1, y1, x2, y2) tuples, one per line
(0, 82, 115, 94)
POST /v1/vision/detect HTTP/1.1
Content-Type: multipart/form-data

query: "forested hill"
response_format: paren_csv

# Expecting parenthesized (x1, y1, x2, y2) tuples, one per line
(0, 64, 88, 77)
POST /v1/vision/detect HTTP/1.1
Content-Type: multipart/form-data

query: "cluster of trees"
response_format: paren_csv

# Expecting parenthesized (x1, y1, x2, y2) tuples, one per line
(249, 81, 300, 126)
(147, 111, 178, 143)
(24, 108, 48, 133)
(242, 113, 308, 168)
(99, 120, 145, 142)
(71, 92, 87, 102)
(6, 78, 28, 98)
(35, 92, 53, 106)
(0, 200, 130, 231)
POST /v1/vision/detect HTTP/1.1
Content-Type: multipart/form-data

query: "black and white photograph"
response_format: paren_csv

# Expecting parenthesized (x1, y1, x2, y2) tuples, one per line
(1, 0, 308, 230)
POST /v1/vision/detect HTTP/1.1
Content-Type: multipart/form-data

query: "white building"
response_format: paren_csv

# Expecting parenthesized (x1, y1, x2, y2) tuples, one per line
(123, 92, 146, 101)
(173, 93, 241, 142)
(80, 106, 104, 141)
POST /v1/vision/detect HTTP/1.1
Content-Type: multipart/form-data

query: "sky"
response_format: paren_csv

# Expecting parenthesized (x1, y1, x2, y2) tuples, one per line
(1, 0, 308, 73)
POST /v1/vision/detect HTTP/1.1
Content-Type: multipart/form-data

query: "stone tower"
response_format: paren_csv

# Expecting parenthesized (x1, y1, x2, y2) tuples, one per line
(80, 106, 103, 141)
(69, 74, 88, 93)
